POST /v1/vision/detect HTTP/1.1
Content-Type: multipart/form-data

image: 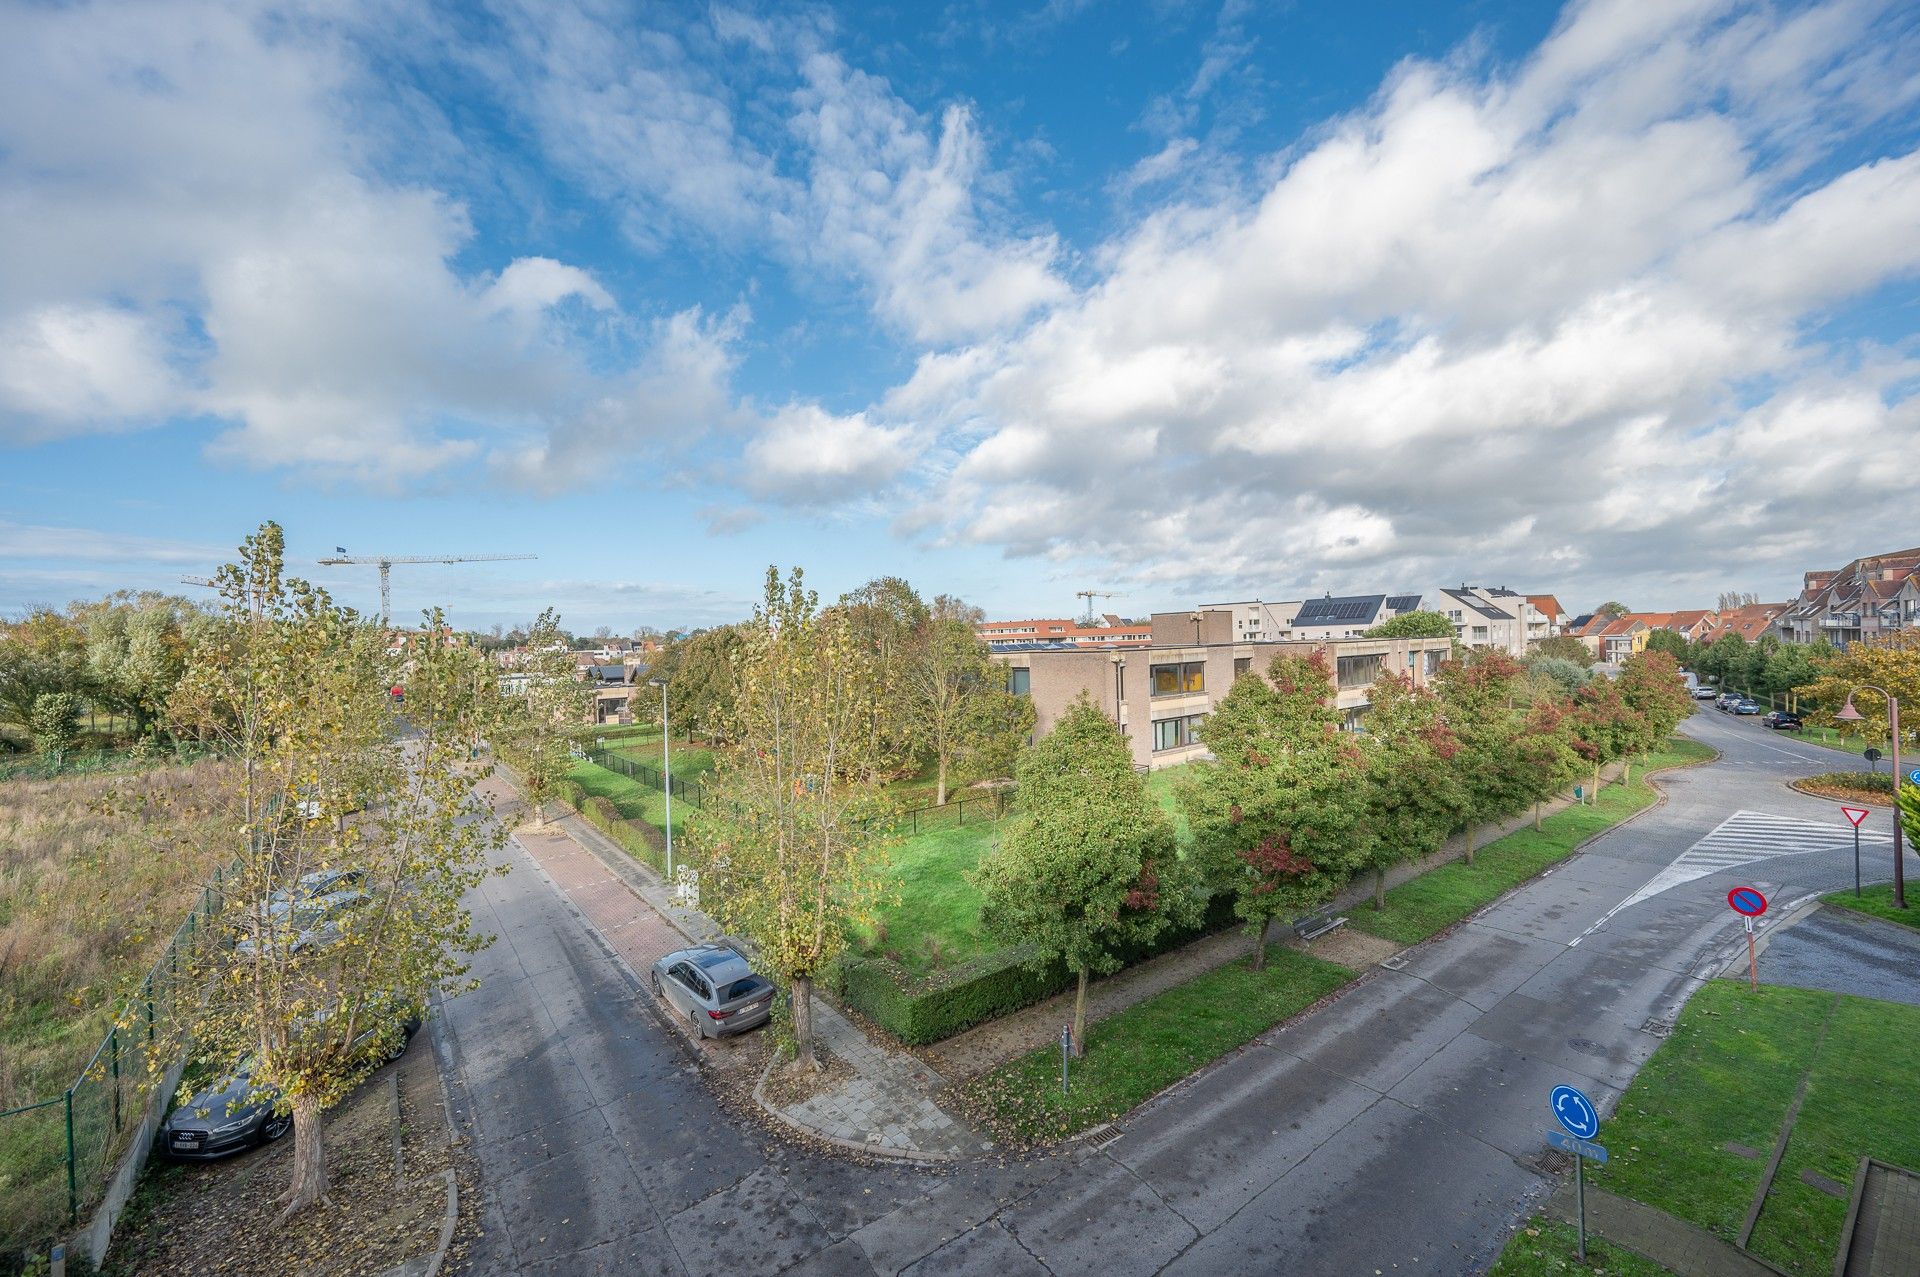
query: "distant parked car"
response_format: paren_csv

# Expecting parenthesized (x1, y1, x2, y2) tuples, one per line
(1692, 686, 1718, 700)
(235, 885, 372, 957)
(1763, 710, 1803, 730)
(1716, 694, 1738, 711)
(649, 944, 776, 1038)
(160, 1000, 421, 1160)
(1734, 699, 1762, 715)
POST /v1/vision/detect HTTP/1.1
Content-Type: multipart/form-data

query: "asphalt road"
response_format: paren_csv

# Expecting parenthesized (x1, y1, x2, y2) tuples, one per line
(437, 708, 1918, 1276)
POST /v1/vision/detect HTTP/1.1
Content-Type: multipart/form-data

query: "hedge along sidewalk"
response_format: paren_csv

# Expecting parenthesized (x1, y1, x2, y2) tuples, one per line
(1349, 736, 1718, 947)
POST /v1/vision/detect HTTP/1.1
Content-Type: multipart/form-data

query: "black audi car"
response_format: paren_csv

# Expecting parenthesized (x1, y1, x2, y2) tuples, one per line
(159, 1005, 420, 1160)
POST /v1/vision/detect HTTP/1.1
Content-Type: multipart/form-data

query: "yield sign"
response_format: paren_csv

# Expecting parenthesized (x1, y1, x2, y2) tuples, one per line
(1841, 806, 1871, 828)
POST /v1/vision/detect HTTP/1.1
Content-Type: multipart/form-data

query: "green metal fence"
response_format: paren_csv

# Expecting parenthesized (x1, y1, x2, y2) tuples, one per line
(0, 865, 233, 1255)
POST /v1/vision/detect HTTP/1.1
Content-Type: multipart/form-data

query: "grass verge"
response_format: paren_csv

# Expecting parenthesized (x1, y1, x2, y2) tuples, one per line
(1350, 737, 1715, 946)
(955, 950, 1353, 1144)
(1489, 1217, 1676, 1276)
(566, 758, 690, 836)
(1792, 771, 1892, 806)
(1819, 883, 1920, 932)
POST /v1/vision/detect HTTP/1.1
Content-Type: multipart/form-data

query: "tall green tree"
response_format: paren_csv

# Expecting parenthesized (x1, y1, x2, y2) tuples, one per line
(1512, 695, 1585, 829)
(1178, 651, 1372, 966)
(1434, 650, 1528, 865)
(509, 609, 589, 827)
(1570, 676, 1638, 802)
(1617, 650, 1694, 777)
(1533, 636, 1595, 668)
(0, 608, 91, 741)
(167, 523, 503, 1220)
(693, 568, 897, 1070)
(29, 690, 80, 758)
(1642, 629, 1690, 661)
(1365, 610, 1456, 639)
(1358, 673, 1464, 908)
(77, 591, 201, 738)
(903, 615, 1033, 804)
(976, 698, 1182, 1052)
(653, 624, 746, 741)
(839, 575, 931, 770)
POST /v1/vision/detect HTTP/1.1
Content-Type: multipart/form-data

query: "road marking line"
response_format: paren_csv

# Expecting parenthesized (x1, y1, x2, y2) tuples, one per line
(1570, 810, 1884, 946)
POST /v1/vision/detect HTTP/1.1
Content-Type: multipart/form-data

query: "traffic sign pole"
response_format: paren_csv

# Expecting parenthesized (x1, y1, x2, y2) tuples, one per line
(1855, 825, 1862, 897)
(1576, 1153, 1586, 1263)
(1747, 920, 1758, 992)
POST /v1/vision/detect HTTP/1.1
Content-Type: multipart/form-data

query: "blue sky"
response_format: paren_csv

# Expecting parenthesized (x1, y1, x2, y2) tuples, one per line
(2, 0, 1917, 632)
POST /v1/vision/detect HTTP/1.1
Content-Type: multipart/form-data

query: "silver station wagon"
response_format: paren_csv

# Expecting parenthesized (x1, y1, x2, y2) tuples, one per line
(649, 944, 776, 1038)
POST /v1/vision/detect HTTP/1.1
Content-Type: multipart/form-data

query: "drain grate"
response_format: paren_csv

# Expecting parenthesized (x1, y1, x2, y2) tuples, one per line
(1640, 1016, 1674, 1039)
(1084, 1123, 1124, 1151)
(1380, 952, 1412, 971)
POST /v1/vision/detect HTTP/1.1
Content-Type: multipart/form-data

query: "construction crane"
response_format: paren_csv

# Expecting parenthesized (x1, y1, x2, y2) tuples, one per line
(315, 551, 536, 626)
(180, 575, 216, 589)
(1075, 589, 1118, 626)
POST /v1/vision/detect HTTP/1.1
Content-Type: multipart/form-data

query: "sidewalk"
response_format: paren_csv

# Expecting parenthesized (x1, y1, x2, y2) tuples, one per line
(476, 772, 988, 1163)
(1546, 1181, 1788, 1277)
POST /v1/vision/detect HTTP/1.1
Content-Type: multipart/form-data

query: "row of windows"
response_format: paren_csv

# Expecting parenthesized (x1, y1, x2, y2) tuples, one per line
(1152, 714, 1205, 752)
(1150, 661, 1205, 695)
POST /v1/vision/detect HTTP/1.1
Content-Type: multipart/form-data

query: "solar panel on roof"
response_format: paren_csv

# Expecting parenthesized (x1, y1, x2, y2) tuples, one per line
(1296, 595, 1383, 625)
(1386, 594, 1421, 612)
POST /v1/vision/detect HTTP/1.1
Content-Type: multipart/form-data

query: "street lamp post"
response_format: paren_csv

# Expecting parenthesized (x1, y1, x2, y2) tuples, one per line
(1109, 653, 1126, 730)
(649, 678, 673, 881)
(1836, 686, 1904, 909)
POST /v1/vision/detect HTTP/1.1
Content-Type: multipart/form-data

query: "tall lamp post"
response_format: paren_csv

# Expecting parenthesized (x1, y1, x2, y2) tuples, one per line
(649, 678, 673, 881)
(1109, 653, 1126, 730)
(1836, 687, 1904, 909)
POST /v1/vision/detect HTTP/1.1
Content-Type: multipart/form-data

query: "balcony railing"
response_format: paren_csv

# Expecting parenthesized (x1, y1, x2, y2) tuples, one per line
(1820, 613, 1860, 628)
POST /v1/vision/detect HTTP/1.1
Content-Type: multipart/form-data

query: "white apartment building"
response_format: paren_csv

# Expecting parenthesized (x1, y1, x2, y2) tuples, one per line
(1196, 599, 1305, 643)
(1431, 586, 1541, 656)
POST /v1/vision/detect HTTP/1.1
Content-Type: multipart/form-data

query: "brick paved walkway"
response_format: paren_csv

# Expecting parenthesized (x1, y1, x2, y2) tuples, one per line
(1547, 1181, 1782, 1277)
(477, 773, 986, 1162)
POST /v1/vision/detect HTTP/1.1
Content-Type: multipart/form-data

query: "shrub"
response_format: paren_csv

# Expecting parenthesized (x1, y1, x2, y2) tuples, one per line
(832, 891, 1236, 1044)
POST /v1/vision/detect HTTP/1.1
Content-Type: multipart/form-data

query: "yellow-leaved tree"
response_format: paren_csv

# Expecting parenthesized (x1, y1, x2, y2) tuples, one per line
(692, 567, 896, 1071)
(165, 524, 504, 1219)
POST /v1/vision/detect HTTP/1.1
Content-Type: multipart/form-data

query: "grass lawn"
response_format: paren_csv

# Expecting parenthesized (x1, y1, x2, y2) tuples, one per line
(1489, 1217, 1677, 1276)
(957, 950, 1354, 1143)
(1573, 981, 1920, 1275)
(856, 822, 998, 975)
(1820, 884, 1920, 932)
(1350, 737, 1716, 946)
(1489, 1221, 1674, 1267)
(1144, 763, 1194, 849)
(566, 758, 692, 836)
(1778, 725, 1874, 759)
(604, 736, 716, 780)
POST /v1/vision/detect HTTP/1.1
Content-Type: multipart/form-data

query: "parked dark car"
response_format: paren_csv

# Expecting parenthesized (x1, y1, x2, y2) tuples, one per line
(159, 1002, 420, 1160)
(649, 944, 776, 1038)
(1734, 699, 1762, 715)
(1763, 710, 1803, 730)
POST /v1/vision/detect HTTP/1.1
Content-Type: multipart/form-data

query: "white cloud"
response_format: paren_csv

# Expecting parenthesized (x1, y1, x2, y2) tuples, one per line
(0, 306, 185, 436)
(742, 404, 914, 505)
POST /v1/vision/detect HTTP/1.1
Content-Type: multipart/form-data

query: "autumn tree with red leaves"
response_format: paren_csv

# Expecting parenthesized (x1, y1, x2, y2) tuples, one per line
(1358, 673, 1466, 908)
(1178, 651, 1374, 968)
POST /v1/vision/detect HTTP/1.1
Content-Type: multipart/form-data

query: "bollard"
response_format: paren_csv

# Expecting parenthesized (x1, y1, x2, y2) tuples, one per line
(51, 1243, 66, 1277)
(1060, 1024, 1072, 1095)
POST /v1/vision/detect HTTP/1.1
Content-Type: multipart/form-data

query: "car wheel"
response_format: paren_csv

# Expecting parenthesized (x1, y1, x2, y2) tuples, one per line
(385, 1035, 408, 1063)
(690, 1007, 706, 1038)
(650, 971, 662, 997)
(262, 1112, 292, 1143)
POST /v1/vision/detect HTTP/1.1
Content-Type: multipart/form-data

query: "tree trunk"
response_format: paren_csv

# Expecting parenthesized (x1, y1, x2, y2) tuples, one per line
(1071, 970, 1088, 1057)
(1622, 760, 1632, 786)
(1533, 800, 1542, 831)
(1251, 918, 1270, 970)
(935, 754, 948, 807)
(1374, 868, 1387, 911)
(1592, 762, 1600, 805)
(1463, 822, 1476, 867)
(277, 1094, 328, 1222)
(791, 975, 817, 1071)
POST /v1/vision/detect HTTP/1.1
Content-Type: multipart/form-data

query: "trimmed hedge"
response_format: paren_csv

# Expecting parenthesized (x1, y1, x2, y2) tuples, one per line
(831, 892, 1240, 1045)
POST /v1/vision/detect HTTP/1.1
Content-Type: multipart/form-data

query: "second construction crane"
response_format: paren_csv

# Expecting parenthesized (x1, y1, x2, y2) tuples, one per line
(316, 551, 536, 626)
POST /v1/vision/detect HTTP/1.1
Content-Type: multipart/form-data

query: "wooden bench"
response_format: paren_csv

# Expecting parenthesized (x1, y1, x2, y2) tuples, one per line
(1293, 909, 1348, 942)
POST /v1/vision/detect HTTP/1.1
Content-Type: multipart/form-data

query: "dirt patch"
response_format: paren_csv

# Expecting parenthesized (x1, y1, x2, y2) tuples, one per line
(1285, 924, 1401, 969)
(758, 1049, 856, 1109)
(104, 1034, 471, 1277)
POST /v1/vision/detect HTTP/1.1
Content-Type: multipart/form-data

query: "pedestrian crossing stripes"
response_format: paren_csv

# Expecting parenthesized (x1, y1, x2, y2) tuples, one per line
(1574, 810, 1892, 942)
